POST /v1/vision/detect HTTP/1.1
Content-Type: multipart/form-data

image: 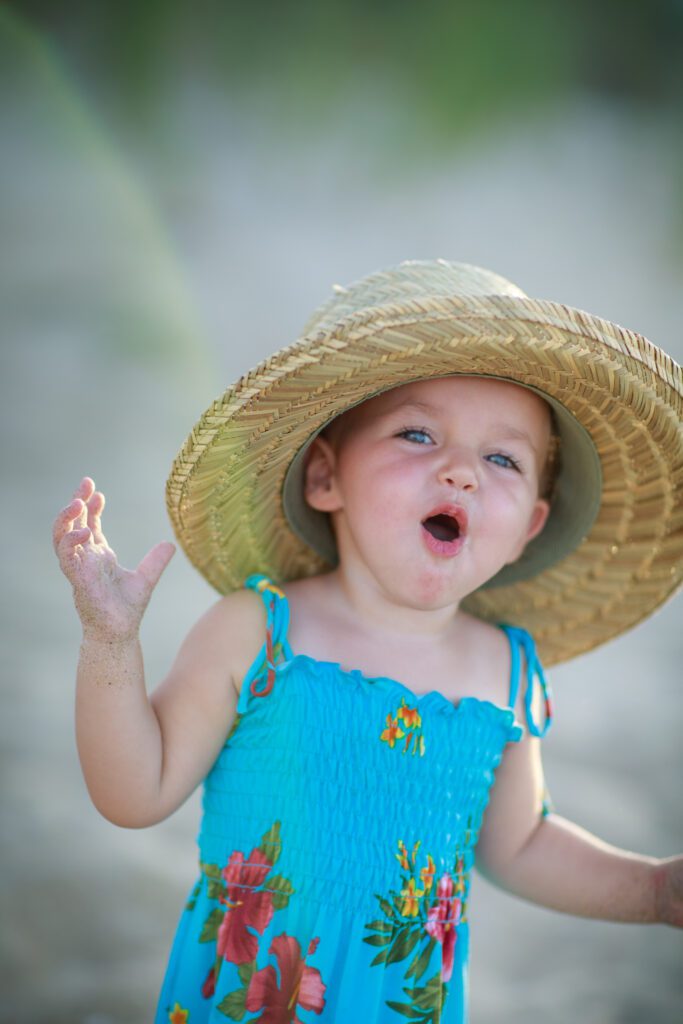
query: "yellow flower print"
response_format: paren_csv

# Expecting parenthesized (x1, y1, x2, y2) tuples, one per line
(420, 853, 436, 893)
(380, 714, 405, 748)
(400, 876, 425, 917)
(380, 700, 426, 756)
(397, 700, 422, 730)
(168, 1005, 190, 1024)
(364, 836, 473, 1000)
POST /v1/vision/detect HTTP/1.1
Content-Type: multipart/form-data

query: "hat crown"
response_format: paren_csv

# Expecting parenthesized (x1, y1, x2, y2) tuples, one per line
(302, 259, 528, 335)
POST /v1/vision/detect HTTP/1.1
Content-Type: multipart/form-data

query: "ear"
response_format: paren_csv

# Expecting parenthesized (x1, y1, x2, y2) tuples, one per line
(525, 498, 551, 544)
(303, 435, 343, 512)
(507, 498, 551, 564)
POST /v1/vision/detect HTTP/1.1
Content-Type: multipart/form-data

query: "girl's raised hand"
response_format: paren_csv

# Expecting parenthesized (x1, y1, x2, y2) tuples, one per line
(53, 477, 175, 642)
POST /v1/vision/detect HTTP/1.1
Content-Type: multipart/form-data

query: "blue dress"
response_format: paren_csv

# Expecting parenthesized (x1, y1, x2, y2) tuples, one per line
(156, 574, 552, 1024)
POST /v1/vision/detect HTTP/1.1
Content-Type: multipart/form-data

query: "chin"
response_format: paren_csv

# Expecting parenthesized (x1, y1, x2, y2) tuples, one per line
(410, 570, 464, 608)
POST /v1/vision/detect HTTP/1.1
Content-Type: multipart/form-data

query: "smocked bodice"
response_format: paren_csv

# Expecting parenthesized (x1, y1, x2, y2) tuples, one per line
(200, 652, 524, 920)
(156, 574, 552, 1023)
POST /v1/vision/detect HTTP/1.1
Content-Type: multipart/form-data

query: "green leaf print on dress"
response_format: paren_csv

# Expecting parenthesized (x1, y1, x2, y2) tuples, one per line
(363, 838, 470, 1022)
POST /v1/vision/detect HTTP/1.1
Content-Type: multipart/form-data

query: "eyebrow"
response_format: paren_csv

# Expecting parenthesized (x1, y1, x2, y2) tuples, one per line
(382, 399, 440, 417)
(384, 400, 541, 451)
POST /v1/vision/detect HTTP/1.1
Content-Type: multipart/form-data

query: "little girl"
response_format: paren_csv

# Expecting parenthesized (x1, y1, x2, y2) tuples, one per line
(54, 260, 682, 1023)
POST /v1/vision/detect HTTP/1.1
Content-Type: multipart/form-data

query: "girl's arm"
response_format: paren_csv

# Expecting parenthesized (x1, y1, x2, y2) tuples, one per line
(476, 694, 683, 927)
(55, 478, 263, 829)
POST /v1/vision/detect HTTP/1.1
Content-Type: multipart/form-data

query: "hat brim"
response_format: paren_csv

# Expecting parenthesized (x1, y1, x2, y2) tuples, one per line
(166, 293, 683, 666)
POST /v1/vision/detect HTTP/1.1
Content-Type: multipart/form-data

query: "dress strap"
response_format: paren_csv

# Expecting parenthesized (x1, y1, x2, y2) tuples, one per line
(499, 624, 553, 738)
(243, 574, 293, 699)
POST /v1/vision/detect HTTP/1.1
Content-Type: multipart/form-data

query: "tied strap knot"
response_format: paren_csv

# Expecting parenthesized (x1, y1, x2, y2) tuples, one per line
(250, 599, 277, 698)
(244, 574, 292, 700)
(501, 624, 553, 738)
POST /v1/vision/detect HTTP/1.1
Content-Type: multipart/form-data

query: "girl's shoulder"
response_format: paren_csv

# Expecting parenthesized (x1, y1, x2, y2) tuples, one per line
(462, 614, 550, 732)
(198, 585, 275, 697)
(451, 611, 517, 706)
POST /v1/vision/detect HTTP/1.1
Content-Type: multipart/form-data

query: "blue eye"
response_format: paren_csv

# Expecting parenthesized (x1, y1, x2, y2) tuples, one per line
(486, 452, 521, 471)
(397, 428, 433, 445)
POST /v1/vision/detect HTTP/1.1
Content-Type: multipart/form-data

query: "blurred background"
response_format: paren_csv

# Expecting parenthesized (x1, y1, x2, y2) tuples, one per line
(1, 1, 682, 1021)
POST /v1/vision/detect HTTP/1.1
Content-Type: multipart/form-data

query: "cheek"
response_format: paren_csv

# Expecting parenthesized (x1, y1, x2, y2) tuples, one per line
(482, 481, 516, 513)
(342, 462, 418, 540)
(480, 485, 536, 538)
(335, 442, 432, 527)
(353, 490, 403, 541)
(371, 466, 422, 522)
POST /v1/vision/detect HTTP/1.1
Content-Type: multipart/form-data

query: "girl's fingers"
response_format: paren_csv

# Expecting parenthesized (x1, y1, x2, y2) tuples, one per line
(53, 481, 100, 553)
(74, 500, 87, 532)
(64, 526, 92, 549)
(86, 491, 106, 544)
(53, 497, 85, 552)
(71, 479, 94, 530)
(74, 477, 95, 501)
(56, 526, 92, 574)
(136, 541, 176, 591)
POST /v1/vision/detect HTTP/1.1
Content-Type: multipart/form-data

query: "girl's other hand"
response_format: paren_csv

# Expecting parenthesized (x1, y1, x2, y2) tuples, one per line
(53, 476, 175, 642)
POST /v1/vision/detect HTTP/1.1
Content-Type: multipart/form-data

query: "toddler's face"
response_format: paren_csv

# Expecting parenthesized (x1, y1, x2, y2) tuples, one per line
(304, 376, 552, 605)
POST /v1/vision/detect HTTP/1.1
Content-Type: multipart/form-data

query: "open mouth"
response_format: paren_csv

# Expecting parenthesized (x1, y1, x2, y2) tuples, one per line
(421, 505, 467, 555)
(422, 513, 461, 542)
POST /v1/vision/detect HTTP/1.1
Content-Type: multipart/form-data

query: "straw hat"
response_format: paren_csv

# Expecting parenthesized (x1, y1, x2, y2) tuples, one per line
(166, 260, 683, 665)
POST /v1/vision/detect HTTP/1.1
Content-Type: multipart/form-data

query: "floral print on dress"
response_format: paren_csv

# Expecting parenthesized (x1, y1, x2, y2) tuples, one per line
(363, 838, 470, 1021)
(243, 933, 326, 1022)
(168, 1005, 190, 1024)
(195, 821, 326, 1020)
(425, 874, 462, 983)
(380, 699, 426, 756)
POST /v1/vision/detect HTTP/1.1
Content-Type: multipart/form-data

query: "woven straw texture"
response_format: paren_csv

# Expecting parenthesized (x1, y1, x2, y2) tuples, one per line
(167, 262, 683, 666)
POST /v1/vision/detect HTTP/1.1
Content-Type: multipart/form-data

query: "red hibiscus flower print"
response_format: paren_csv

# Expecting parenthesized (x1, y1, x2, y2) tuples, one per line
(245, 933, 326, 1023)
(217, 848, 275, 964)
(202, 964, 217, 997)
(425, 873, 461, 982)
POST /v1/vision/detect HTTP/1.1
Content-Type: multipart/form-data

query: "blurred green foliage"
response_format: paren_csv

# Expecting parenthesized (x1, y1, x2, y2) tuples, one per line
(10, 0, 683, 146)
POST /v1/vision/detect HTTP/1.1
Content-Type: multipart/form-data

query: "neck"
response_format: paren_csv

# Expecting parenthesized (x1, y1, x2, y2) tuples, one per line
(319, 565, 464, 644)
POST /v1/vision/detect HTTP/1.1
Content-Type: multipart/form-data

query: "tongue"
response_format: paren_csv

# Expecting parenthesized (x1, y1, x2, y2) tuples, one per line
(424, 514, 459, 542)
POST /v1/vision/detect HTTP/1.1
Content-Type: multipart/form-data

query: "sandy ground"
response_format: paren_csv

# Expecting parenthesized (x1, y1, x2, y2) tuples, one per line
(1, 63, 682, 1023)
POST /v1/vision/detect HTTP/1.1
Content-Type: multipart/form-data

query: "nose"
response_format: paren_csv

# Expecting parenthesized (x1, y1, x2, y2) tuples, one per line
(436, 447, 479, 492)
